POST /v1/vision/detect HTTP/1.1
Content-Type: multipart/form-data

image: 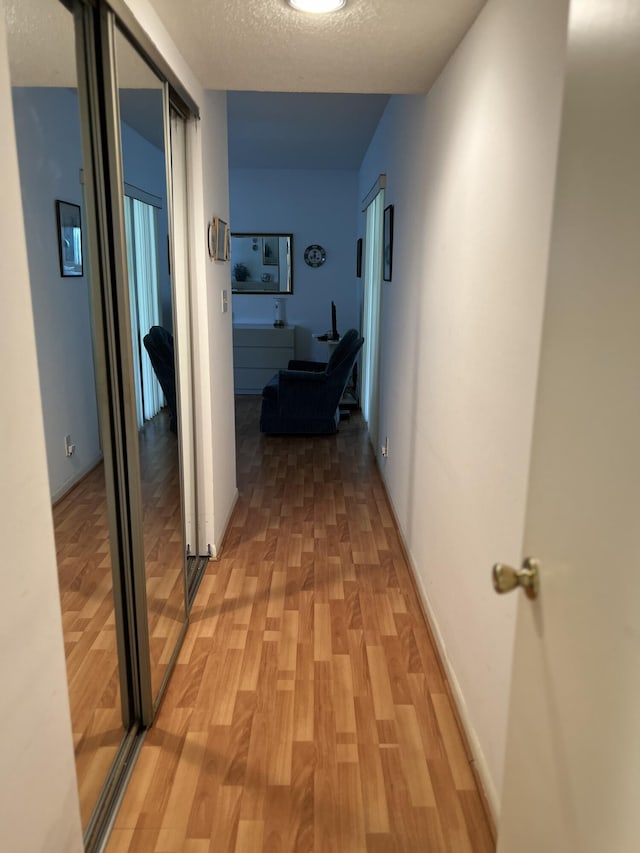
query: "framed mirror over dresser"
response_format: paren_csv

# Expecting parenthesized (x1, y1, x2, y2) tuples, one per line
(231, 233, 293, 294)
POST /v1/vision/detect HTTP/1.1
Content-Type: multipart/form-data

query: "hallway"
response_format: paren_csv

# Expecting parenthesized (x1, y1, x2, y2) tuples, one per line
(107, 397, 494, 852)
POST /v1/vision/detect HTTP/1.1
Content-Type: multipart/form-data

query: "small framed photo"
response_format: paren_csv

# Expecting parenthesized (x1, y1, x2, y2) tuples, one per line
(356, 237, 363, 278)
(56, 200, 83, 277)
(208, 216, 230, 261)
(383, 204, 394, 282)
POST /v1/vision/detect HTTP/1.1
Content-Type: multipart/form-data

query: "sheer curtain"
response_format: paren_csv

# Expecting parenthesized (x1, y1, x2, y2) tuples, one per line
(361, 188, 384, 450)
(124, 196, 163, 428)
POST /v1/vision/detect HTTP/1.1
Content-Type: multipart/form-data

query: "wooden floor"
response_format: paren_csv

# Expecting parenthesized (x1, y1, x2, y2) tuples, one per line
(107, 397, 495, 852)
(54, 462, 124, 827)
(54, 409, 186, 827)
(138, 413, 188, 698)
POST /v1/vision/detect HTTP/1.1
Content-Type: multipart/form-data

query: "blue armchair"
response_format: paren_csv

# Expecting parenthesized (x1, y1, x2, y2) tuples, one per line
(260, 329, 364, 435)
(143, 326, 177, 433)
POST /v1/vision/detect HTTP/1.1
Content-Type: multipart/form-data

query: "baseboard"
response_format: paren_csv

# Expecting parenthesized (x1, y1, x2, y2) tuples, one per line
(376, 462, 498, 842)
(51, 455, 103, 506)
(208, 487, 239, 559)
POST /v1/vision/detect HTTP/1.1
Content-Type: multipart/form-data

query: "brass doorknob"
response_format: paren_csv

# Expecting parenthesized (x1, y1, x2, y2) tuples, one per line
(492, 557, 540, 600)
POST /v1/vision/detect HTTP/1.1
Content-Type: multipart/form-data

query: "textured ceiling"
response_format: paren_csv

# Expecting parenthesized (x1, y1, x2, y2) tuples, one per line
(149, 0, 486, 94)
(4, 0, 488, 169)
(4, 0, 76, 86)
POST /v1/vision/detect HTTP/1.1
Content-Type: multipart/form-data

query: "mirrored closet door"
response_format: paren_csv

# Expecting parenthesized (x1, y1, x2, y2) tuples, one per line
(112, 23, 189, 712)
(5, 0, 132, 833)
(5, 0, 202, 846)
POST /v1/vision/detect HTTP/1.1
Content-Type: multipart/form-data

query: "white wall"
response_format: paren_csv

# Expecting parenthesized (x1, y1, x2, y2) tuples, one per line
(0, 10, 83, 851)
(230, 168, 359, 361)
(195, 90, 238, 554)
(358, 0, 569, 816)
(12, 87, 102, 503)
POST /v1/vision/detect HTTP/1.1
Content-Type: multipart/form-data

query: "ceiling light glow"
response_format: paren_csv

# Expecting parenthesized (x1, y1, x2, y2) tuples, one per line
(287, 0, 346, 13)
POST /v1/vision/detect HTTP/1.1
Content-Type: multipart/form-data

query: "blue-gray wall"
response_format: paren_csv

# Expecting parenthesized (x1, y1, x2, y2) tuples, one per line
(13, 86, 170, 499)
(229, 168, 359, 360)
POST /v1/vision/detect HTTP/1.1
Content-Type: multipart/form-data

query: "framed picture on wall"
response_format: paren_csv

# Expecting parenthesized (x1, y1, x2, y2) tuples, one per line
(56, 200, 83, 277)
(383, 204, 394, 282)
(208, 216, 230, 261)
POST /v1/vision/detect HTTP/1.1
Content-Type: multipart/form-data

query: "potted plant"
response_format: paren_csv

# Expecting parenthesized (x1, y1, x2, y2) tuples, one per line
(233, 262, 249, 282)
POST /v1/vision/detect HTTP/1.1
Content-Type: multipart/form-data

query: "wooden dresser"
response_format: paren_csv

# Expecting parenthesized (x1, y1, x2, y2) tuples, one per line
(232, 324, 296, 394)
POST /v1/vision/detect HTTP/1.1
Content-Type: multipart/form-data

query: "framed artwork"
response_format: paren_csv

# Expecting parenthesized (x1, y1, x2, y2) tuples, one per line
(356, 237, 363, 278)
(262, 236, 279, 265)
(383, 204, 394, 282)
(208, 216, 230, 261)
(56, 200, 83, 277)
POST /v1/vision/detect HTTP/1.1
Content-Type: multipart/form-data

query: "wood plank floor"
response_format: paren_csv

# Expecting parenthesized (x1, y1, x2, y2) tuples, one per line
(53, 462, 125, 828)
(53, 409, 186, 827)
(107, 397, 495, 852)
(138, 413, 188, 696)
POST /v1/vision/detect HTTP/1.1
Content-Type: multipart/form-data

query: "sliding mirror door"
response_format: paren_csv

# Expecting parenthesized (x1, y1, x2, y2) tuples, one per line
(7, 0, 201, 842)
(112, 25, 190, 708)
(5, 0, 133, 834)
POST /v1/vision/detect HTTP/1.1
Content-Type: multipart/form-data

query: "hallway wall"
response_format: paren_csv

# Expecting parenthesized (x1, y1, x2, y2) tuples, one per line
(198, 89, 238, 554)
(358, 0, 569, 817)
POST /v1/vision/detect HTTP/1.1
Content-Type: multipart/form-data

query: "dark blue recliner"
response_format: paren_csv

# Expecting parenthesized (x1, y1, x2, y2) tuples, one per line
(143, 326, 177, 433)
(260, 329, 364, 435)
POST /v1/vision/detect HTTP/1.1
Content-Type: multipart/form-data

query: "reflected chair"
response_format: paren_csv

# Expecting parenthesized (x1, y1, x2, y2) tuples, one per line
(143, 325, 177, 433)
(260, 329, 364, 435)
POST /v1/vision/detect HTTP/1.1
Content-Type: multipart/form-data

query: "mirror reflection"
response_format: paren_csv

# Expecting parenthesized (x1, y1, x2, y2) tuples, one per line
(115, 28, 187, 707)
(231, 233, 292, 293)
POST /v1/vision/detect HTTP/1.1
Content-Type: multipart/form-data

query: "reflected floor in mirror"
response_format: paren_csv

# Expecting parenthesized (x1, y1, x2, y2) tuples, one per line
(53, 463, 124, 827)
(54, 408, 184, 826)
(106, 397, 495, 853)
(138, 412, 187, 688)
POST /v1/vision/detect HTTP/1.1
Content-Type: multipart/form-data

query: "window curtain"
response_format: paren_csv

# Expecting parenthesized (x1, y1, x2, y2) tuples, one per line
(124, 196, 163, 428)
(361, 189, 384, 450)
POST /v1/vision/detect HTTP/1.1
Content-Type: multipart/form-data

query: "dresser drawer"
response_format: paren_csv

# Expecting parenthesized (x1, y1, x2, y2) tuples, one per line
(233, 325, 295, 348)
(232, 324, 296, 393)
(233, 346, 293, 370)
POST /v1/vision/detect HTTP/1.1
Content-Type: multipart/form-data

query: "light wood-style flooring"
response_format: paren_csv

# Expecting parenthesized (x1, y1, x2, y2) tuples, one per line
(54, 408, 186, 827)
(138, 413, 188, 697)
(107, 397, 495, 852)
(54, 462, 124, 827)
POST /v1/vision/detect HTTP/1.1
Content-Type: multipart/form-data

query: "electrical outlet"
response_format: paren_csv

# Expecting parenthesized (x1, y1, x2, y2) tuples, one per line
(221, 288, 229, 313)
(381, 436, 389, 458)
(64, 434, 76, 457)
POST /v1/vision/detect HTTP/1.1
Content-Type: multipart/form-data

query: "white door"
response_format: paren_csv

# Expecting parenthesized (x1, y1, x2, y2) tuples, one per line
(497, 2, 640, 851)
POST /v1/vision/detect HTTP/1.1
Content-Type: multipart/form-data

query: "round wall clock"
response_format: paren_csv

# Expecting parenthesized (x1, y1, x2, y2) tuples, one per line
(304, 244, 327, 268)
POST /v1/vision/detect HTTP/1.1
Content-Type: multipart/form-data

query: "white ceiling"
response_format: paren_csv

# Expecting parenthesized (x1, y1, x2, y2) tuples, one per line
(4, 0, 488, 170)
(149, 0, 486, 95)
(165, 0, 487, 170)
